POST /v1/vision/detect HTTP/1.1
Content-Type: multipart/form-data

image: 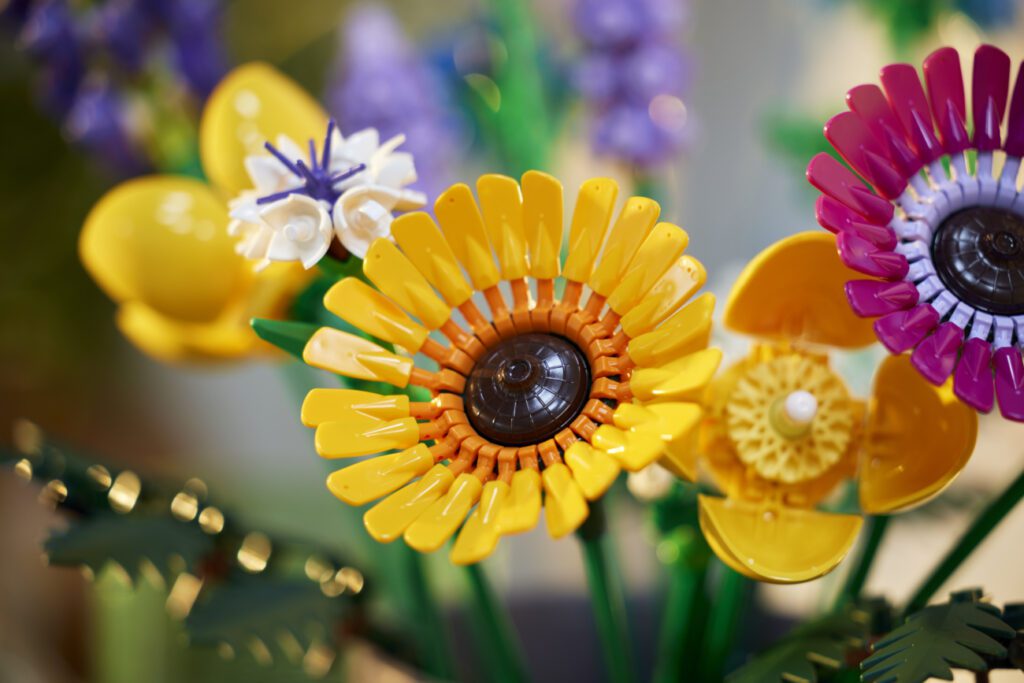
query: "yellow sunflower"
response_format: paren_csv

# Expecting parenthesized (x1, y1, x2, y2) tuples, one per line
(697, 232, 978, 584)
(299, 172, 721, 564)
(78, 63, 331, 362)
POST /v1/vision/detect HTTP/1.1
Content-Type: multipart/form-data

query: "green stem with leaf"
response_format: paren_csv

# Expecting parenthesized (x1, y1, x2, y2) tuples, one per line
(904, 467, 1024, 615)
(463, 563, 530, 683)
(576, 500, 637, 683)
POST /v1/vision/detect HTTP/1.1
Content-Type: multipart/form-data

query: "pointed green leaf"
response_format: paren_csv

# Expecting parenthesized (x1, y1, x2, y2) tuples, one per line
(251, 318, 319, 360)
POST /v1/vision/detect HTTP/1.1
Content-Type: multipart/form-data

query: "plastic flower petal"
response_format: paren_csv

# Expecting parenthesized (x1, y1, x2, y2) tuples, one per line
(807, 45, 1024, 421)
(299, 172, 720, 564)
(699, 232, 977, 583)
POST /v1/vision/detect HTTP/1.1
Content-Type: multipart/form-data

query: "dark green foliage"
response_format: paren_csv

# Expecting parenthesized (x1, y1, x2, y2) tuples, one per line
(250, 318, 319, 360)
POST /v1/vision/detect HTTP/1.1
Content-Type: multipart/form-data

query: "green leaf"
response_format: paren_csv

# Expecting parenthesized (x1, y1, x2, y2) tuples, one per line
(728, 609, 869, 683)
(251, 319, 319, 360)
(862, 599, 1015, 683)
(44, 513, 214, 576)
(186, 578, 347, 656)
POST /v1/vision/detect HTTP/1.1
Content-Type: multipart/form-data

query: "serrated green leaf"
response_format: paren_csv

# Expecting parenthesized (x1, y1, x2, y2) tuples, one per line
(251, 319, 319, 360)
(186, 578, 347, 652)
(862, 601, 1015, 683)
(45, 513, 213, 576)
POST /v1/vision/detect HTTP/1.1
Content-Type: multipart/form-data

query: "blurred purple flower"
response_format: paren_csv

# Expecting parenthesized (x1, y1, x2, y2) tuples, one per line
(65, 80, 148, 175)
(571, 0, 693, 167)
(327, 5, 465, 201)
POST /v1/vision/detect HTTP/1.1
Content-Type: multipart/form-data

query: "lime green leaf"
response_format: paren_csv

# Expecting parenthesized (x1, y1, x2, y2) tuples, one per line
(251, 318, 319, 360)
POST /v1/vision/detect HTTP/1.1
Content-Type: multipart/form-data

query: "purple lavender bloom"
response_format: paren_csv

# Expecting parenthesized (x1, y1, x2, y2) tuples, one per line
(327, 5, 465, 201)
(165, 0, 228, 97)
(65, 80, 148, 175)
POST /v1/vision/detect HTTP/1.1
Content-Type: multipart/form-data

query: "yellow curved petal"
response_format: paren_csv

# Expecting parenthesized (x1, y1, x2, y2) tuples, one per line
(620, 256, 706, 338)
(434, 183, 500, 291)
(324, 278, 429, 352)
(541, 463, 589, 538)
(626, 293, 715, 368)
(630, 348, 723, 402)
(477, 174, 528, 280)
(613, 402, 702, 481)
(589, 197, 660, 297)
(860, 355, 978, 513)
(315, 415, 420, 458)
(391, 212, 474, 307)
(364, 239, 451, 331)
(81, 176, 244, 324)
(405, 474, 483, 552)
(724, 231, 875, 349)
(499, 469, 542, 535)
(199, 62, 327, 197)
(451, 480, 510, 565)
(521, 170, 563, 279)
(303, 328, 413, 387)
(564, 441, 622, 500)
(606, 223, 689, 315)
(326, 445, 434, 506)
(116, 301, 253, 363)
(563, 178, 618, 283)
(591, 424, 664, 472)
(363, 465, 454, 543)
(301, 388, 409, 426)
(698, 496, 862, 584)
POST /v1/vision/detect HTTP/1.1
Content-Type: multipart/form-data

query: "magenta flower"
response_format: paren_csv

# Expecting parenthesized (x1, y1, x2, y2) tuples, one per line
(807, 45, 1024, 420)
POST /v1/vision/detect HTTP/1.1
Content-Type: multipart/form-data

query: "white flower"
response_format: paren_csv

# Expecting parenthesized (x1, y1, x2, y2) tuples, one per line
(229, 194, 332, 270)
(626, 463, 675, 502)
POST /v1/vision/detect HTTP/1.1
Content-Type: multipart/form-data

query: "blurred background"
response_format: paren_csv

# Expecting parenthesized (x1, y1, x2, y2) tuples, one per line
(3, 0, 1024, 681)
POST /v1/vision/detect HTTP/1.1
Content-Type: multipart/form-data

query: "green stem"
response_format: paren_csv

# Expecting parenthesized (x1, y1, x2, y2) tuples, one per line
(576, 500, 637, 683)
(463, 564, 530, 683)
(904, 467, 1024, 615)
(834, 515, 890, 610)
(697, 564, 750, 682)
(652, 533, 710, 683)
(398, 545, 456, 680)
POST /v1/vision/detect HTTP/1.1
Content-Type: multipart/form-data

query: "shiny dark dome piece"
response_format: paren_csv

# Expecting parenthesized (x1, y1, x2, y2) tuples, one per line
(932, 207, 1024, 316)
(464, 333, 591, 447)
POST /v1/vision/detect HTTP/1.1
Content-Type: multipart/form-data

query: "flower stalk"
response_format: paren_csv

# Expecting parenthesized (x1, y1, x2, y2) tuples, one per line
(463, 564, 530, 683)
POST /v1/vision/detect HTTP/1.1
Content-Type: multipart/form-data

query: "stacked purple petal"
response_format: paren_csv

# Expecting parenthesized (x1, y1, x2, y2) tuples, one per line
(571, 0, 693, 166)
(326, 5, 465, 201)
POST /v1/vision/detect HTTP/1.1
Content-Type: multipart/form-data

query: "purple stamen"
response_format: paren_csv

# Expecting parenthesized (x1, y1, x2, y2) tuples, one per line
(321, 119, 336, 170)
(308, 139, 317, 168)
(331, 162, 366, 184)
(263, 141, 303, 179)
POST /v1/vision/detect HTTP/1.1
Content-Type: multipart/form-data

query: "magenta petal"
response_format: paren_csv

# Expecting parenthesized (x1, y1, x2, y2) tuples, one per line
(848, 83, 922, 178)
(825, 112, 906, 199)
(923, 47, 970, 154)
(1005, 61, 1024, 158)
(911, 322, 964, 385)
(816, 196, 897, 249)
(806, 153, 894, 225)
(836, 231, 909, 279)
(845, 279, 919, 316)
(954, 337, 995, 412)
(881, 63, 944, 165)
(994, 346, 1024, 421)
(874, 304, 940, 353)
(971, 45, 1011, 151)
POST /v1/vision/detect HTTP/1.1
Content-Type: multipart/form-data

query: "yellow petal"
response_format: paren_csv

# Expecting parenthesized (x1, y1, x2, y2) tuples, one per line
(404, 474, 484, 552)
(620, 256, 706, 338)
(363, 465, 454, 543)
(315, 415, 420, 458)
(451, 480, 510, 565)
(116, 301, 252, 362)
(860, 355, 977, 513)
(591, 425, 664, 472)
(364, 240, 451, 330)
(81, 176, 243, 323)
(724, 231, 875, 349)
(627, 293, 715, 368)
(324, 278, 429, 352)
(303, 328, 413, 386)
(630, 348, 722, 402)
(521, 170, 563, 279)
(477, 174, 528, 280)
(326, 444, 434, 505)
(391, 213, 473, 307)
(499, 469, 542, 535)
(613, 402, 702, 481)
(588, 197, 660, 297)
(434, 184, 500, 291)
(541, 463, 589, 538)
(563, 178, 618, 283)
(606, 223, 689, 315)
(698, 496, 863, 584)
(564, 441, 621, 500)
(199, 62, 327, 197)
(301, 388, 409, 426)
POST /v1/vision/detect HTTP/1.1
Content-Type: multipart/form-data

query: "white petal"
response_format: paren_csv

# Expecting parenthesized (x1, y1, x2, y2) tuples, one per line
(373, 151, 417, 189)
(332, 128, 379, 166)
(244, 154, 293, 193)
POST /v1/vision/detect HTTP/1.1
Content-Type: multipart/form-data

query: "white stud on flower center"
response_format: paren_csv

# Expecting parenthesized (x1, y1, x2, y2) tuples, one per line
(783, 390, 818, 426)
(284, 217, 316, 242)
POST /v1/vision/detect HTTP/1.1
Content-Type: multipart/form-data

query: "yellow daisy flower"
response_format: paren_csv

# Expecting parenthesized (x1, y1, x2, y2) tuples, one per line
(78, 63, 332, 362)
(299, 172, 721, 564)
(698, 232, 978, 584)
